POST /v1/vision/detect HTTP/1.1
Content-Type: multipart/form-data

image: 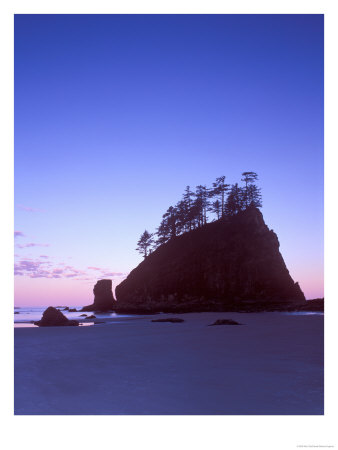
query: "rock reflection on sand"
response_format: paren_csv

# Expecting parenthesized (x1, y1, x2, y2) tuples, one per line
(14, 321, 95, 328)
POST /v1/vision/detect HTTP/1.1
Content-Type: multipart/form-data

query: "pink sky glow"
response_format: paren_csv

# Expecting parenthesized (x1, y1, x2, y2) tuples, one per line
(14, 275, 126, 307)
(14, 252, 126, 306)
(14, 261, 322, 306)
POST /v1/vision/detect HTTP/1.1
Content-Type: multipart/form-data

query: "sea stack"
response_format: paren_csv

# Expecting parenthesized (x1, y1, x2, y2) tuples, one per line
(82, 279, 116, 312)
(115, 206, 306, 313)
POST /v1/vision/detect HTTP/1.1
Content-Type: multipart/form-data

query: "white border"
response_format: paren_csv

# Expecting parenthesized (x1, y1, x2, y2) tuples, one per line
(1, 2, 336, 450)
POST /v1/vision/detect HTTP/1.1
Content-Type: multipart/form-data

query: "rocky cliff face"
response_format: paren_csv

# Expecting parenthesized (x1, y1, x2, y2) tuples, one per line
(82, 279, 116, 312)
(115, 207, 305, 312)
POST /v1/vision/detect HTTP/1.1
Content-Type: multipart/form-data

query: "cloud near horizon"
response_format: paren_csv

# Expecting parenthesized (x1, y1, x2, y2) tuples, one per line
(14, 231, 25, 238)
(17, 205, 45, 213)
(14, 256, 126, 281)
(87, 267, 124, 277)
(16, 242, 50, 248)
(102, 272, 125, 277)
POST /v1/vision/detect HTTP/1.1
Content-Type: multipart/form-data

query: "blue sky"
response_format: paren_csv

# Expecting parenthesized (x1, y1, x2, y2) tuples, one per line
(14, 14, 323, 304)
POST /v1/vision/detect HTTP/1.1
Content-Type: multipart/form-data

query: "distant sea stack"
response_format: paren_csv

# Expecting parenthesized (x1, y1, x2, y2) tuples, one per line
(82, 279, 116, 312)
(115, 207, 305, 313)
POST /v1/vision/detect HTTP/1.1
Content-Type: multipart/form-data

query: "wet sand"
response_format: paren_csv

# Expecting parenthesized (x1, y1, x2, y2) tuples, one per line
(14, 312, 324, 415)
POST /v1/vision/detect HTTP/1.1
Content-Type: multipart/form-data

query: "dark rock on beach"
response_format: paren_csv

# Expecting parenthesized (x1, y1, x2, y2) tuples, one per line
(209, 319, 242, 326)
(14, 312, 20, 314)
(68, 308, 77, 312)
(85, 315, 96, 319)
(115, 207, 306, 313)
(293, 298, 324, 312)
(34, 307, 79, 327)
(82, 279, 116, 312)
(79, 314, 87, 317)
(151, 318, 185, 323)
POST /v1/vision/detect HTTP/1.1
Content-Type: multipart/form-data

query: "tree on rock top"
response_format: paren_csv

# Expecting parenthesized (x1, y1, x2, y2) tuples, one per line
(241, 172, 262, 208)
(210, 175, 229, 218)
(137, 171, 263, 256)
(136, 230, 154, 258)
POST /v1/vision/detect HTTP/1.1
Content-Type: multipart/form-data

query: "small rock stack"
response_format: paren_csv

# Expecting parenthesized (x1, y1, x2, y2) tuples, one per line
(34, 307, 79, 327)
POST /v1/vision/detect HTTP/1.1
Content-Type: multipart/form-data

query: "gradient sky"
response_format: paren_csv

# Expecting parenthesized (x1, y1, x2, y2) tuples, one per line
(14, 14, 323, 306)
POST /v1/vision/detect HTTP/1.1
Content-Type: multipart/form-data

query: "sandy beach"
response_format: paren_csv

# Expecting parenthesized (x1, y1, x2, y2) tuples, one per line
(14, 312, 324, 415)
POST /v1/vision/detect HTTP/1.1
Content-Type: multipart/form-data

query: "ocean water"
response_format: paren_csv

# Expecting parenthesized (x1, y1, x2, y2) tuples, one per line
(281, 311, 324, 316)
(14, 306, 323, 328)
(14, 306, 129, 327)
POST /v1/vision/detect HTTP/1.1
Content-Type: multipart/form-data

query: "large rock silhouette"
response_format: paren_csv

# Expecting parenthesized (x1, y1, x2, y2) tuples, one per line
(115, 207, 306, 313)
(82, 279, 116, 312)
(34, 307, 79, 327)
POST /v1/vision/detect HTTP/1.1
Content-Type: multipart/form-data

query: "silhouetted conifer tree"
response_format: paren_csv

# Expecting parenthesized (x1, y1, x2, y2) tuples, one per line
(156, 219, 170, 247)
(136, 230, 154, 258)
(241, 172, 259, 207)
(183, 186, 194, 231)
(193, 185, 210, 226)
(175, 200, 189, 235)
(209, 199, 222, 220)
(225, 184, 245, 215)
(154, 206, 178, 248)
(247, 183, 262, 207)
(210, 176, 229, 218)
(163, 206, 178, 238)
